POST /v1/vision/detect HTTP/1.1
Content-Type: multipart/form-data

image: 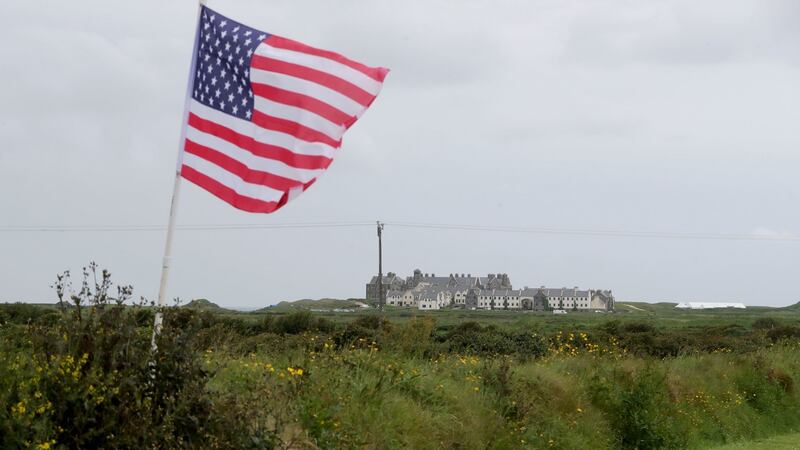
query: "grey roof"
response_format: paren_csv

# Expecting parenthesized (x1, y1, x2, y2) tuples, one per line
(369, 274, 402, 284)
(536, 288, 590, 298)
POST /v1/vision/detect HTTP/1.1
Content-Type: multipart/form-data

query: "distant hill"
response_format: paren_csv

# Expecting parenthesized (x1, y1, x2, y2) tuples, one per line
(257, 298, 368, 313)
(781, 301, 800, 312)
(616, 301, 677, 314)
(184, 298, 225, 310)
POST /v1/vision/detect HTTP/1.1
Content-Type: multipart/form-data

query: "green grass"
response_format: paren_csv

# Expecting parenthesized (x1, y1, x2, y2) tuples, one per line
(3, 300, 800, 449)
(709, 432, 800, 449)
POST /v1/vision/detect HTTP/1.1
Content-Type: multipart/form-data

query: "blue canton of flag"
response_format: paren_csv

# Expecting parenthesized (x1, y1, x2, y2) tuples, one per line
(192, 8, 267, 121)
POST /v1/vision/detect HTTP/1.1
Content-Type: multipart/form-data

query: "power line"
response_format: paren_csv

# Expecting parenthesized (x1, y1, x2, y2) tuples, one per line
(0, 221, 374, 232)
(0, 221, 797, 242)
(386, 222, 800, 242)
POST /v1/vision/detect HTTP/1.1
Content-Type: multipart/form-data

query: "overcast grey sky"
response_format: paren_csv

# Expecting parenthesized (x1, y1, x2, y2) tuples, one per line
(1, 0, 799, 307)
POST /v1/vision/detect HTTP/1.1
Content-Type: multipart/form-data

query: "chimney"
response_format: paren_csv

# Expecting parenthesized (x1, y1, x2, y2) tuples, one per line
(467, 273, 471, 277)
(432, 273, 435, 277)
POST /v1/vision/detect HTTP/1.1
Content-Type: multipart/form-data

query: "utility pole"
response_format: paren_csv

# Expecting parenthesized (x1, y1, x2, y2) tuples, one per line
(377, 221, 384, 313)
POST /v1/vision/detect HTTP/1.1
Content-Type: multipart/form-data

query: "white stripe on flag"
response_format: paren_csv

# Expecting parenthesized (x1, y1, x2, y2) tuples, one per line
(185, 126, 322, 183)
(253, 127, 337, 158)
(253, 96, 345, 142)
(190, 100, 337, 158)
(255, 43, 384, 96)
(250, 68, 364, 118)
(182, 152, 285, 203)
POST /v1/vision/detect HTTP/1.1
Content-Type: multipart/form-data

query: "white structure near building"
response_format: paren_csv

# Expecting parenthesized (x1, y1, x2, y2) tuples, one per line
(675, 302, 746, 309)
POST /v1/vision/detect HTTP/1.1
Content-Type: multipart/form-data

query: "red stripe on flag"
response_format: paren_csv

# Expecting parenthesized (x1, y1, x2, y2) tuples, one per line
(251, 82, 354, 127)
(184, 139, 306, 192)
(188, 113, 333, 170)
(251, 54, 375, 107)
(181, 165, 287, 213)
(266, 35, 389, 82)
(251, 110, 341, 148)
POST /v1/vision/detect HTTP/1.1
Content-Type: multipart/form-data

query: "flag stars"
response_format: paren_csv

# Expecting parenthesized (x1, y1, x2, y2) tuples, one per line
(192, 9, 264, 121)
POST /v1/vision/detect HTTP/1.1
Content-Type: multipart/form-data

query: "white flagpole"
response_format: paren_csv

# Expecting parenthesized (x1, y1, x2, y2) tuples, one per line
(151, 0, 206, 350)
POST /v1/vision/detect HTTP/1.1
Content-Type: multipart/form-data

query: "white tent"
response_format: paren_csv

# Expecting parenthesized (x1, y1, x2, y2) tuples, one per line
(675, 302, 746, 309)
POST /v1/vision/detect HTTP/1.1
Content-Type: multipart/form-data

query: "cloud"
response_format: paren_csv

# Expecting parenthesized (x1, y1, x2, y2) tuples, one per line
(560, 0, 800, 66)
(751, 227, 799, 241)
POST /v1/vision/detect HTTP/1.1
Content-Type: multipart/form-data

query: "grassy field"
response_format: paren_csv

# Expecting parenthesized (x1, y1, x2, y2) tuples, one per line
(710, 432, 800, 450)
(2, 290, 800, 449)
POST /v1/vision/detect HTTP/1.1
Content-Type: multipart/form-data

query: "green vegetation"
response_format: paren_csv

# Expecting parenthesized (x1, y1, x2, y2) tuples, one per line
(184, 298, 225, 310)
(2, 267, 800, 449)
(709, 432, 800, 450)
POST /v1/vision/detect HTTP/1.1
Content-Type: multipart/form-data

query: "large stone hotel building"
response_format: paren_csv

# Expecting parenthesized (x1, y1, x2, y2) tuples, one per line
(365, 269, 614, 311)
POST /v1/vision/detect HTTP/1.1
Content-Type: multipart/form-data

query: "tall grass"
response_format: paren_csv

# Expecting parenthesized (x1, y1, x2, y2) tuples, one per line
(2, 286, 800, 449)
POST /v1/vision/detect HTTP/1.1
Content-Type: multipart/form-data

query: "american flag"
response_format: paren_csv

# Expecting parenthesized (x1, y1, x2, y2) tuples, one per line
(180, 6, 389, 213)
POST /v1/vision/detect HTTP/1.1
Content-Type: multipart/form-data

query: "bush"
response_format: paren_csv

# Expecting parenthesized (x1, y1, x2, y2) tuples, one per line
(591, 366, 687, 449)
(767, 326, 800, 342)
(0, 264, 279, 449)
(622, 322, 656, 333)
(753, 317, 781, 330)
(271, 311, 334, 335)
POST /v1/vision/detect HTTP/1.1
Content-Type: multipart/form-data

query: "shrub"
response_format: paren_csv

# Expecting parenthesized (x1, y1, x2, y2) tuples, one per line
(767, 326, 800, 342)
(622, 322, 656, 333)
(753, 317, 780, 330)
(272, 311, 334, 335)
(590, 366, 687, 449)
(0, 264, 280, 449)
